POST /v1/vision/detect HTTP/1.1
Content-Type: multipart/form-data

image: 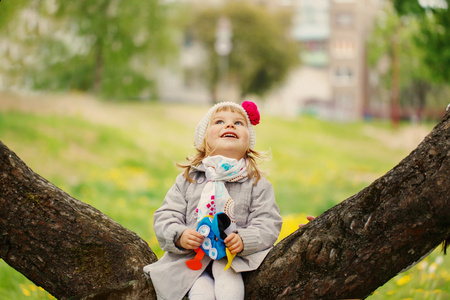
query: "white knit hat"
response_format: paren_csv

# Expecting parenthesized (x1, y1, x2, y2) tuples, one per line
(194, 101, 260, 149)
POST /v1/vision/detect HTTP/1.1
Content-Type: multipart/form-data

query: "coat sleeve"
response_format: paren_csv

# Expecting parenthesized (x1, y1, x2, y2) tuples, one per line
(153, 173, 191, 255)
(238, 178, 283, 257)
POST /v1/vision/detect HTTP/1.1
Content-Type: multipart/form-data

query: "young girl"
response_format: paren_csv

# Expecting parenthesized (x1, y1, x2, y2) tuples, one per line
(144, 101, 282, 300)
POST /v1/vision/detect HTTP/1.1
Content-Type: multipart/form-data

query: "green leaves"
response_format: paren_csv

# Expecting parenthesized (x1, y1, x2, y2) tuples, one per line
(391, 0, 450, 83)
(1, 1, 299, 101)
(368, 1, 450, 114)
(1, 0, 174, 99)
(190, 2, 300, 97)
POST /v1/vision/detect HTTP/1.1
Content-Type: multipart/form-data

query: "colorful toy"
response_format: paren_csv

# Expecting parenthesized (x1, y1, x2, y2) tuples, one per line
(186, 213, 236, 271)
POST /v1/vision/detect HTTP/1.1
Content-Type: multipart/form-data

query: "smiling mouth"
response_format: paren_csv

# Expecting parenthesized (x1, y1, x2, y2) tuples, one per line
(221, 132, 238, 139)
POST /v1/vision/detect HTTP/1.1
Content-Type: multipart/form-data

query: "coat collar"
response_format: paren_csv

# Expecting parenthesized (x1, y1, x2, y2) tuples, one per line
(191, 163, 206, 173)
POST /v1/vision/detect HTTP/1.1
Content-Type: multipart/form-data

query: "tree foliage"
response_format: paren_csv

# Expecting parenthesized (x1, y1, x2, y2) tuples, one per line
(189, 1, 300, 99)
(368, 4, 429, 112)
(368, 1, 450, 119)
(0, 0, 175, 99)
(391, 0, 450, 84)
(0, 1, 28, 29)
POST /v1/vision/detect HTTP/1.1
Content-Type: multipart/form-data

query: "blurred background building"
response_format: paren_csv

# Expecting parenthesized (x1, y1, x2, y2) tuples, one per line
(6, 0, 446, 121)
(158, 0, 384, 120)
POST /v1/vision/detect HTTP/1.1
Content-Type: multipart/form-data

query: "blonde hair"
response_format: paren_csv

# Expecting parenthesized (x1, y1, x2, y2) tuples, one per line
(177, 105, 267, 183)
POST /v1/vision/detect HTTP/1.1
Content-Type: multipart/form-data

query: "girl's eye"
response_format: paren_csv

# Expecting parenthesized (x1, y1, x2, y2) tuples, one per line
(235, 121, 243, 126)
(216, 120, 224, 124)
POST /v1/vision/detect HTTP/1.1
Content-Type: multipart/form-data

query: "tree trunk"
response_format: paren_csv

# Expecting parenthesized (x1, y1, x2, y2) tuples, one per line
(1, 110, 449, 299)
(0, 144, 157, 299)
(244, 109, 450, 299)
(413, 79, 430, 123)
(93, 39, 103, 95)
(391, 26, 400, 128)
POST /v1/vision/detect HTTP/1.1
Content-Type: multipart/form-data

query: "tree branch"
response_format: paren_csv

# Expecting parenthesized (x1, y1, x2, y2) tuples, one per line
(0, 143, 157, 299)
(244, 110, 450, 299)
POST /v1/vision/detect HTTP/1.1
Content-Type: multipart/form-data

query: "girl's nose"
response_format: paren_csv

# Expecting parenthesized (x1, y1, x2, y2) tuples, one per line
(226, 123, 235, 129)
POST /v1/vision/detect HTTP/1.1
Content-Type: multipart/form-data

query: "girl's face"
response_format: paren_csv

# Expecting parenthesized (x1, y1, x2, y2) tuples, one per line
(206, 109, 250, 160)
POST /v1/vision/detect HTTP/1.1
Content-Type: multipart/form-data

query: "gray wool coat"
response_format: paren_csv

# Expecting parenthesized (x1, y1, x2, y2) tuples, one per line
(143, 164, 283, 300)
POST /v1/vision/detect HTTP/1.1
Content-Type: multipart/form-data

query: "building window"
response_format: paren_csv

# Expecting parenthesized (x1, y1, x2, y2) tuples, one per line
(330, 39, 356, 59)
(304, 40, 326, 51)
(334, 93, 355, 115)
(333, 66, 354, 86)
(301, 40, 329, 67)
(334, 12, 355, 28)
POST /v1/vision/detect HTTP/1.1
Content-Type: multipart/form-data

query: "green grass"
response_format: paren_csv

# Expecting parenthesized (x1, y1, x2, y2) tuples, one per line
(0, 93, 447, 299)
(369, 251, 450, 299)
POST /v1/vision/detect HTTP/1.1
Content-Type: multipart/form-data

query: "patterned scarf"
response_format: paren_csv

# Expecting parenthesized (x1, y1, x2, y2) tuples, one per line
(196, 155, 248, 235)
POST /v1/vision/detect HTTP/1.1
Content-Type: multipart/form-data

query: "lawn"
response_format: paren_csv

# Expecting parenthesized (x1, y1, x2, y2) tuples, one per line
(0, 92, 447, 299)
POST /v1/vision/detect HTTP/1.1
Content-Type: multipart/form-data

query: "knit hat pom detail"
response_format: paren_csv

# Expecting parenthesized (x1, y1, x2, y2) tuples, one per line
(242, 101, 260, 126)
(194, 101, 257, 149)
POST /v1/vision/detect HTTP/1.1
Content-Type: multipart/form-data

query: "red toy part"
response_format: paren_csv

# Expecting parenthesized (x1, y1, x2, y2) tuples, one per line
(186, 248, 206, 270)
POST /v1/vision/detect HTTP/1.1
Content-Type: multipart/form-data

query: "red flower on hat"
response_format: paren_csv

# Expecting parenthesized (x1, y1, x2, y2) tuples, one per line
(242, 101, 260, 125)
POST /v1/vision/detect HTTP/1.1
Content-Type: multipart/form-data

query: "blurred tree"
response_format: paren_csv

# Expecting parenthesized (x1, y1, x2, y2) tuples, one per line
(368, 2, 448, 122)
(0, 0, 176, 100)
(188, 1, 300, 101)
(392, 0, 450, 84)
(0, 1, 34, 90)
(0, 1, 27, 28)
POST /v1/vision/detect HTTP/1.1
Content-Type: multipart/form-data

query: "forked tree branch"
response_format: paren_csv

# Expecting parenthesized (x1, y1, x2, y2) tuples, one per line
(0, 110, 449, 299)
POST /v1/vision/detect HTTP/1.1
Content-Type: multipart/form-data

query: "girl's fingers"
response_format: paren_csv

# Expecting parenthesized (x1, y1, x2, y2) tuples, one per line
(225, 234, 243, 253)
(179, 229, 204, 249)
(193, 231, 205, 239)
(299, 216, 316, 228)
(189, 236, 203, 246)
(228, 242, 243, 254)
(224, 232, 239, 244)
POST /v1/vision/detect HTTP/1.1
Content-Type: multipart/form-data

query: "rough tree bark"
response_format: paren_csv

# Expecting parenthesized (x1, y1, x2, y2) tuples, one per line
(0, 145, 157, 299)
(0, 110, 449, 299)
(244, 110, 450, 299)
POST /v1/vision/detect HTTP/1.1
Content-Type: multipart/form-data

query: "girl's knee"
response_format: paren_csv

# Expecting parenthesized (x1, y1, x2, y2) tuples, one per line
(212, 260, 241, 279)
(189, 272, 215, 300)
(212, 259, 244, 300)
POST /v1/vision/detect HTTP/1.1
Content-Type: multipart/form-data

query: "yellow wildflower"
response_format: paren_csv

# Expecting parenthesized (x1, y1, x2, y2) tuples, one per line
(20, 284, 31, 296)
(439, 269, 450, 281)
(396, 274, 411, 286)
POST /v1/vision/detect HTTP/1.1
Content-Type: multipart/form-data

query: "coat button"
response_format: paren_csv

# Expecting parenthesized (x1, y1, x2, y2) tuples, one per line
(197, 177, 205, 184)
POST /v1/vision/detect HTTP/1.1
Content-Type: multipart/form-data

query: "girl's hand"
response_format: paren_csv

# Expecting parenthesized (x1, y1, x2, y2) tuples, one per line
(176, 229, 204, 250)
(224, 232, 243, 254)
(299, 215, 315, 228)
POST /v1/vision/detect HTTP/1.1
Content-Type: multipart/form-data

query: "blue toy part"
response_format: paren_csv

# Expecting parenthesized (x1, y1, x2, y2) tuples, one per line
(197, 212, 231, 261)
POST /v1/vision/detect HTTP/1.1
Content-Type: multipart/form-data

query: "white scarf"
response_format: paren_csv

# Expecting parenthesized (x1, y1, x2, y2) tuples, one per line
(196, 155, 248, 235)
